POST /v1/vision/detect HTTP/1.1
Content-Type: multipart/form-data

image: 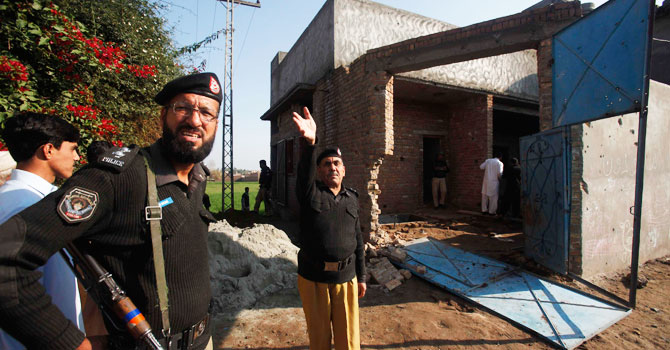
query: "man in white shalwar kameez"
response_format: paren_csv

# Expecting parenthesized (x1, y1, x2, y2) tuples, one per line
(480, 153, 503, 215)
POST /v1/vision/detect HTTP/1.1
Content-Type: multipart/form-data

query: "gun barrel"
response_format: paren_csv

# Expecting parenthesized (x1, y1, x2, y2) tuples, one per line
(141, 331, 165, 350)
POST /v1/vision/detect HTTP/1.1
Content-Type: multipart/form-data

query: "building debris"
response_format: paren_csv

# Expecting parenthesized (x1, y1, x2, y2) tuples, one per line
(367, 257, 407, 291)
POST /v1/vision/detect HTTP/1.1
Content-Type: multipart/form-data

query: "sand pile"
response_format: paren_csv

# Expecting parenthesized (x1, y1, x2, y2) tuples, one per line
(208, 220, 299, 315)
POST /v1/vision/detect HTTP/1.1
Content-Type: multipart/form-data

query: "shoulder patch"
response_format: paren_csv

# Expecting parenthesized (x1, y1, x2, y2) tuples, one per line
(58, 187, 99, 223)
(95, 145, 140, 173)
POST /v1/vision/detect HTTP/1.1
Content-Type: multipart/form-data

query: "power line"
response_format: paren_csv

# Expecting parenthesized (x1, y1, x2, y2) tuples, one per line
(234, 9, 256, 73)
(217, 0, 261, 212)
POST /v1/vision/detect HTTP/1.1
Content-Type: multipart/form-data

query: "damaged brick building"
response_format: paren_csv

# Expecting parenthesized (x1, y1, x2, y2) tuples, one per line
(260, 0, 670, 277)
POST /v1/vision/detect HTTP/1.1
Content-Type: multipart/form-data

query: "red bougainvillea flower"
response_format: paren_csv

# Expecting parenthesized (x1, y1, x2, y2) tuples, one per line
(0, 56, 29, 82)
(66, 104, 99, 120)
(98, 118, 119, 137)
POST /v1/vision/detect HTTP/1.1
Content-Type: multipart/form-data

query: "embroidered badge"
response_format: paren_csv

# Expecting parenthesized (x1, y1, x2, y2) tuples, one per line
(58, 187, 99, 223)
(112, 147, 132, 158)
(209, 76, 220, 94)
(100, 146, 132, 168)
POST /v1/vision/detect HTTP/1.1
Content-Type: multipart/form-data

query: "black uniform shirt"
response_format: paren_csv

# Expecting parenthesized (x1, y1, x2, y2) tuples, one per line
(0, 141, 214, 350)
(259, 167, 272, 189)
(433, 159, 449, 178)
(295, 142, 366, 284)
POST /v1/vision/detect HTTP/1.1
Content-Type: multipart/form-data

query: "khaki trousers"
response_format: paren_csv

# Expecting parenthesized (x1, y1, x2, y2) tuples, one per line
(431, 177, 447, 207)
(253, 187, 271, 214)
(297, 275, 360, 350)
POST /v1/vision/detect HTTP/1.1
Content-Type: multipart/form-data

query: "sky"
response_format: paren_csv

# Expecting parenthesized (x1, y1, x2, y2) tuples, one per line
(158, 0, 659, 170)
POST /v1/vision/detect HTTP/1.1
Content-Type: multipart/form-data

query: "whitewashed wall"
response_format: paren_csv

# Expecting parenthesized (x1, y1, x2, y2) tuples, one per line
(579, 80, 670, 277)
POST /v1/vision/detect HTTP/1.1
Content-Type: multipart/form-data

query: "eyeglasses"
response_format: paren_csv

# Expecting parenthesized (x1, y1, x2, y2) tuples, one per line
(170, 103, 219, 124)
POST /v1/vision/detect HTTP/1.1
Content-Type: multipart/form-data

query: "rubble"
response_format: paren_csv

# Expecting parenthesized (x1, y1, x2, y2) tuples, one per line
(383, 246, 407, 263)
(366, 257, 407, 291)
(399, 269, 412, 280)
(384, 279, 402, 291)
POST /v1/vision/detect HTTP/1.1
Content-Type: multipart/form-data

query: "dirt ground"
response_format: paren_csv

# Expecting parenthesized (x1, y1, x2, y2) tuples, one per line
(214, 210, 670, 350)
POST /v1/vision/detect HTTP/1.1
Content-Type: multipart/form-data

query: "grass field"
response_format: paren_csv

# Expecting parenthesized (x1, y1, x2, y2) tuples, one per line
(205, 181, 266, 214)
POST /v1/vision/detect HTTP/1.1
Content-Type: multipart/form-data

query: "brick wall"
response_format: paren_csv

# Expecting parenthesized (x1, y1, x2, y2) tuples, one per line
(448, 94, 492, 209)
(537, 38, 553, 131)
(293, 58, 394, 236)
(377, 101, 448, 213)
(270, 103, 308, 220)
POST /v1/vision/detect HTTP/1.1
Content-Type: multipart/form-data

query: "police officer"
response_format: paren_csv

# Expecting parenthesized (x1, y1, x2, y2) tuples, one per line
(292, 107, 366, 350)
(0, 72, 222, 350)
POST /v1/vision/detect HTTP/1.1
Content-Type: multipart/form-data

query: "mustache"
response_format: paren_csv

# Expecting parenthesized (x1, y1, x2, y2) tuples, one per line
(177, 124, 204, 137)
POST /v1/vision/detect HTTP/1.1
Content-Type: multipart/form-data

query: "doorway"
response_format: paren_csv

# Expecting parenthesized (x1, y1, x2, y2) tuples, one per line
(423, 137, 441, 203)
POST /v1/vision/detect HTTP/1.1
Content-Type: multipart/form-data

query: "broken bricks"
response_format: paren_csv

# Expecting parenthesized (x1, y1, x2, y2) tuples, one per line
(384, 279, 402, 291)
(368, 257, 406, 291)
(382, 246, 407, 263)
(406, 263, 427, 274)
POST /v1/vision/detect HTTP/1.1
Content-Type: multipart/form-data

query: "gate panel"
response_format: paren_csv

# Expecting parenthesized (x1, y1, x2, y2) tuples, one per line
(520, 127, 571, 274)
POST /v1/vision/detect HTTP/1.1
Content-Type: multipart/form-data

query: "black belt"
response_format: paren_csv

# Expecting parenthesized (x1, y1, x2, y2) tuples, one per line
(162, 314, 210, 350)
(304, 252, 355, 272)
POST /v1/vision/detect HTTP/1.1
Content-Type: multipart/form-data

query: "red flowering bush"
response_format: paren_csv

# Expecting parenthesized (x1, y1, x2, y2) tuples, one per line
(0, 0, 182, 154)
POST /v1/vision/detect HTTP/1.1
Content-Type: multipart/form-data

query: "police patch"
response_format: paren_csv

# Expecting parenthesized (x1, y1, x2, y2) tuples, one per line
(209, 76, 220, 94)
(58, 187, 99, 223)
(95, 145, 139, 173)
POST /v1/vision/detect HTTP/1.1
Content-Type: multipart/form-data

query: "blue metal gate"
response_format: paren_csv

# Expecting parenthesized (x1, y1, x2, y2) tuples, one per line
(520, 127, 571, 274)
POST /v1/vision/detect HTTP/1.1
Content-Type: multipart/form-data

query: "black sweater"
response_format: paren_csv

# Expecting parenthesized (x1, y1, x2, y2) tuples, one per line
(0, 142, 214, 350)
(295, 142, 366, 284)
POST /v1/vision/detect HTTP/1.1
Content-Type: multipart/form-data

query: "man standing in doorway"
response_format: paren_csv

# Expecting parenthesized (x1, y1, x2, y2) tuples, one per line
(253, 159, 273, 215)
(292, 107, 366, 350)
(431, 153, 449, 208)
(480, 152, 504, 215)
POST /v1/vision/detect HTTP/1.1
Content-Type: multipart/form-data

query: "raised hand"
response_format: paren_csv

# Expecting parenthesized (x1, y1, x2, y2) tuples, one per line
(292, 106, 316, 145)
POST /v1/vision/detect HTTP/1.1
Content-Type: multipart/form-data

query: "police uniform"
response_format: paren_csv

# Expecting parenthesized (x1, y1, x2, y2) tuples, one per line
(0, 73, 220, 350)
(295, 143, 366, 350)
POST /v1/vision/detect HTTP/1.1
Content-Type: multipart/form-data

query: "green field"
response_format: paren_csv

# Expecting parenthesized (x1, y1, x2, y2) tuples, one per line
(205, 181, 266, 214)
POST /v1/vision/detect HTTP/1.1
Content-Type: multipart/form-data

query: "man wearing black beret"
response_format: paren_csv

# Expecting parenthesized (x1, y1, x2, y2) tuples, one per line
(0, 72, 221, 350)
(292, 107, 366, 350)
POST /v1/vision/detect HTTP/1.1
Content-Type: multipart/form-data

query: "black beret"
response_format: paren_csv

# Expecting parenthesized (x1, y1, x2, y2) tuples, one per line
(316, 148, 343, 165)
(154, 72, 222, 105)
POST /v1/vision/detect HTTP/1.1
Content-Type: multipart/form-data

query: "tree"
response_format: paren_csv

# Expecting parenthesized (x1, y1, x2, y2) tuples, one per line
(209, 168, 223, 182)
(0, 0, 182, 157)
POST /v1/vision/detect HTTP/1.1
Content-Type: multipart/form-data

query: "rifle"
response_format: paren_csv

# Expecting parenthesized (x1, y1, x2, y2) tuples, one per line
(60, 243, 164, 350)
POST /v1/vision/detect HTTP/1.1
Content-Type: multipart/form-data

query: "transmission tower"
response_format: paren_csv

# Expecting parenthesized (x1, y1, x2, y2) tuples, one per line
(218, 0, 260, 211)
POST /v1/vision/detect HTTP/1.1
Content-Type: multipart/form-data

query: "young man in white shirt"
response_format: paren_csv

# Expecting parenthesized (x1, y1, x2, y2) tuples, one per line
(0, 112, 82, 349)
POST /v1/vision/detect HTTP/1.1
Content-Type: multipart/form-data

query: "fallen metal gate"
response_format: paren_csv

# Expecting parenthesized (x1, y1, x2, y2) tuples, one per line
(519, 127, 571, 274)
(395, 238, 631, 349)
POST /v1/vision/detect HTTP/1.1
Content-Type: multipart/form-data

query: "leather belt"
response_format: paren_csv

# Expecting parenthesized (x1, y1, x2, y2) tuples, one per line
(162, 313, 210, 350)
(320, 254, 355, 272)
